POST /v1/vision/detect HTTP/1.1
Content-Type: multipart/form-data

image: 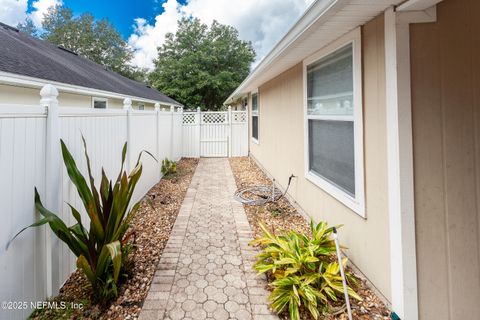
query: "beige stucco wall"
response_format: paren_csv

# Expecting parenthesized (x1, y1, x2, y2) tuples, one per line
(248, 14, 391, 300)
(0, 84, 158, 110)
(410, 0, 480, 318)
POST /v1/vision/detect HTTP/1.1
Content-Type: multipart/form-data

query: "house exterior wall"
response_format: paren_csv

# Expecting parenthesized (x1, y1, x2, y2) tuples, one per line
(0, 84, 158, 110)
(247, 14, 391, 300)
(410, 0, 480, 318)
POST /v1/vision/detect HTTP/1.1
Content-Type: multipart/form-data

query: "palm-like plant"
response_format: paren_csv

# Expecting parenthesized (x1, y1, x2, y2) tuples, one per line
(251, 221, 361, 320)
(9, 137, 151, 302)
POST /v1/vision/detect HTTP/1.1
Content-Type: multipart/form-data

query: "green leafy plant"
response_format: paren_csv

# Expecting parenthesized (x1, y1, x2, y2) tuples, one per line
(8, 137, 151, 302)
(251, 221, 361, 320)
(267, 202, 283, 217)
(161, 157, 177, 176)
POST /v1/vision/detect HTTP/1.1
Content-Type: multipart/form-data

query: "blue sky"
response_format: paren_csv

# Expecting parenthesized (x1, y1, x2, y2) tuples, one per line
(1, 0, 312, 69)
(45, 0, 188, 39)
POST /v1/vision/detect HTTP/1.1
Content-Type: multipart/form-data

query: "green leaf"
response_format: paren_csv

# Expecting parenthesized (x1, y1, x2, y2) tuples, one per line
(275, 257, 297, 265)
(106, 241, 122, 282)
(81, 135, 103, 226)
(60, 140, 104, 242)
(77, 255, 95, 284)
(288, 295, 300, 320)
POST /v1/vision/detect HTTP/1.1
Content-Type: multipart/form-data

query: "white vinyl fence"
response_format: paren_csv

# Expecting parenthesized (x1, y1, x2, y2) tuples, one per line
(182, 108, 248, 158)
(0, 85, 183, 319)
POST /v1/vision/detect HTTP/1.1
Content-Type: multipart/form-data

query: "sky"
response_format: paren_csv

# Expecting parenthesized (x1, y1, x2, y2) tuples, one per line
(0, 0, 314, 69)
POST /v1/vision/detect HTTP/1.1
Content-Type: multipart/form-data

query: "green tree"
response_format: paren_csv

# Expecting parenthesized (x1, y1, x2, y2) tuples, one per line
(17, 17, 39, 37)
(41, 5, 143, 81)
(149, 18, 255, 110)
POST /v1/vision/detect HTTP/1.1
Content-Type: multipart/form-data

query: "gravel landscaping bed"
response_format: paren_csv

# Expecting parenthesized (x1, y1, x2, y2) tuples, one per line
(29, 158, 198, 320)
(229, 156, 391, 320)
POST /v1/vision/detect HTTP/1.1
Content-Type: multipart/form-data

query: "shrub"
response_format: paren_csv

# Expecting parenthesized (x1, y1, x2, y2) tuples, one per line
(251, 221, 361, 320)
(9, 137, 149, 302)
(161, 157, 177, 176)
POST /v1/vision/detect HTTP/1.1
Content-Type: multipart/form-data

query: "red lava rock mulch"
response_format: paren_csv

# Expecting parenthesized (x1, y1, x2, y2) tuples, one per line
(30, 158, 198, 320)
(228, 156, 390, 320)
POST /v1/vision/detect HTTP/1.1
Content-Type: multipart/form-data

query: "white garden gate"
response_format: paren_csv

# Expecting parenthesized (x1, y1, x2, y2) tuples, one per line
(182, 108, 248, 157)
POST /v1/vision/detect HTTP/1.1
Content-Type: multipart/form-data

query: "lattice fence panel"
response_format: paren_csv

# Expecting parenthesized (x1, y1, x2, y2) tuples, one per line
(183, 112, 197, 125)
(201, 112, 228, 124)
(232, 111, 247, 123)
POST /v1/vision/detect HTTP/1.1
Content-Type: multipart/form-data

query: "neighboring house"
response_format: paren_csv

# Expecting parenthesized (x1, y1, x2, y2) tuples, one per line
(225, 0, 480, 319)
(0, 22, 182, 110)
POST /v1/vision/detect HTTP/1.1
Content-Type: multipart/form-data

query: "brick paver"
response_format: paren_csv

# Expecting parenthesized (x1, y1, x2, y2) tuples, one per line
(139, 158, 278, 320)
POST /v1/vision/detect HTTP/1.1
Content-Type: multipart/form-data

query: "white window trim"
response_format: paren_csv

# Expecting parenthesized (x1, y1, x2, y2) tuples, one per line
(92, 97, 108, 109)
(302, 27, 365, 217)
(251, 90, 259, 144)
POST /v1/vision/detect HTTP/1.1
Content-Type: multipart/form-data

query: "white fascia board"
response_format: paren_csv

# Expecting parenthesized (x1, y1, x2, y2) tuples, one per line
(224, 0, 341, 104)
(0, 71, 182, 106)
(397, 0, 443, 11)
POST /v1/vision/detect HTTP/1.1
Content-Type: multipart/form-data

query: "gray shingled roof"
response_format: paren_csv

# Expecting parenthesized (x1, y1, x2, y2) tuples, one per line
(0, 23, 181, 106)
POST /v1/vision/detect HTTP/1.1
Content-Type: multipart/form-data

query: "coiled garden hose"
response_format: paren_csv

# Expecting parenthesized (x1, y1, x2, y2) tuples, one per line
(234, 174, 296, 206)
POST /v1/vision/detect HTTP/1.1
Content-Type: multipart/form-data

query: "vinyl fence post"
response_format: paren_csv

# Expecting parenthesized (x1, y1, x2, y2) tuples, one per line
(155, 103, 161, 180)
(170, 105, 175, 160)
(228, 106, 232, 157)
(41, 84, 61, 297)
(178, 107, 183, 160)
(197, 107, 201, 158)
(123, 98, 132, 172)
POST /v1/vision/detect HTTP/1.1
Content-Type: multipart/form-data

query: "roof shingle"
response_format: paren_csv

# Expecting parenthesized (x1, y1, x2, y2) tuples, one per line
(0, 23, 181, 106)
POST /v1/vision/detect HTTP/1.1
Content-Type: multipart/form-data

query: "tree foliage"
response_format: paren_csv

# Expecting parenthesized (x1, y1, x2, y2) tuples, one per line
(149, 18, 255, 110)
(16, 17, 39, 37)
(38, 5, 143, 81)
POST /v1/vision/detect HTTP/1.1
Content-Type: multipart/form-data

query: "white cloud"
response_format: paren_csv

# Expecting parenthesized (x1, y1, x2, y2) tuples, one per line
(128, 0, 182, 69)
(128, 0, 311, 70)
(0, 0, 28, 26)
(0, 0, 61, 28)
(30, 0, 62, 27)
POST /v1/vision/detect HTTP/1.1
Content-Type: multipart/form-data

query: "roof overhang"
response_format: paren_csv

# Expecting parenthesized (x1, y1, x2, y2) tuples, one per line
(0, 71, 182, 106)
(397, 0, 443, 11)
(224, 0, 413, 104)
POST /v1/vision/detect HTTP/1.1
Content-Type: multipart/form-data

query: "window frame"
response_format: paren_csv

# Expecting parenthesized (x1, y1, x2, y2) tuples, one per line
(251, 90, 259, 144)
(92, 97, 108, 109)
(302, 28, 365, 217)
(137, 103, 145, 110)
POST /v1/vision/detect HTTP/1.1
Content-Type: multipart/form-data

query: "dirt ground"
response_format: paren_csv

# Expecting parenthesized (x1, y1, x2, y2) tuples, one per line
(29, 158, 198, 320)
(229, 157, 391, 320)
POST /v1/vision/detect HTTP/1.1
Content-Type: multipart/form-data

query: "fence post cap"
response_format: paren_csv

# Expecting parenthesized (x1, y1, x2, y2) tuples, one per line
(228, 105, 232, 111)
(40, 84, 59, 97)
(197, 107, 201, 112)
(123, 98, 132, 110)
(170, 105, 175, 112)
(154, 102, 160, 111)
(40, 84, 59, 100)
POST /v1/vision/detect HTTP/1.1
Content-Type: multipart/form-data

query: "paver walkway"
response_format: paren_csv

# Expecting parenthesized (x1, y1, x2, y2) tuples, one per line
(139, 158, 278, 320)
